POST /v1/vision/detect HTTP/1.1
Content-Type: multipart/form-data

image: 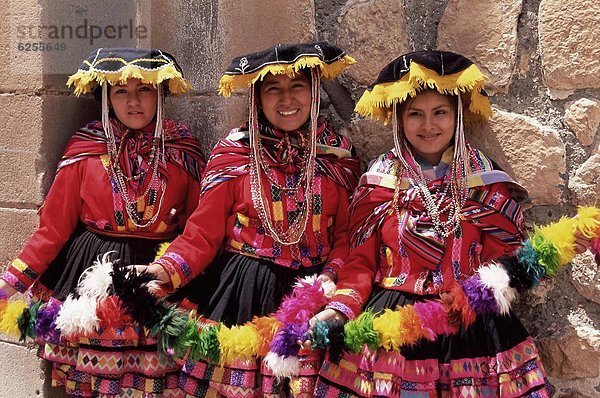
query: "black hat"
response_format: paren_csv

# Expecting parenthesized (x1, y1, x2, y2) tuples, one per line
(355, 50, 492, 125)
(67, 48, 191, 96)
(218, 41, 355, 96)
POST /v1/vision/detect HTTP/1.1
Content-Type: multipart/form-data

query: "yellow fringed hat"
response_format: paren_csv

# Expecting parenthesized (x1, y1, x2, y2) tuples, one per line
(218, 41, 355, 97)
(67, 48, 192, 96)
(355, 50, 492, 125)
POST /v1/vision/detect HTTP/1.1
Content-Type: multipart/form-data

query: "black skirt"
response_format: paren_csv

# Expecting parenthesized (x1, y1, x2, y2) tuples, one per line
(170, 251, 323, 326)
(36, 225, 162, 301)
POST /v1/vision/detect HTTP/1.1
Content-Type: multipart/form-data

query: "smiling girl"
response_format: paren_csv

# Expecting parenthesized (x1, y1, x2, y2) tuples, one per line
(141, 42, 360, 397)
(0, 48, 205, 397)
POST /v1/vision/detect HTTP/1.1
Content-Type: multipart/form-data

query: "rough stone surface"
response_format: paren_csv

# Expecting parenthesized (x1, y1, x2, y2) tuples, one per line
(539, 0, 600, 94)
(570, 252, 600, 306)
(467, 108, 566, 205)
(0, 94, 43, 150)
(564, 98, 600, 147)
(1, 1, 43, 92)
(336, 0, 410, 86)
(341, 118, 393, 167)
(437, 0, 522, 92)
(568, 154, 600, 206)
(0, 341, 44, 398)
(0, 209, 38, 265)
(538, 310, 600, 379)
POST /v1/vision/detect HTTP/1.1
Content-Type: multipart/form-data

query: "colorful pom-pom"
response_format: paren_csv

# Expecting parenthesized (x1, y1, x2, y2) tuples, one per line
(343, 311, 379, 353)
(310, 320, 330, 349)
(372, 309, 402, 351)
(0, 299, 28, 337)
(218, 323, 260, 363)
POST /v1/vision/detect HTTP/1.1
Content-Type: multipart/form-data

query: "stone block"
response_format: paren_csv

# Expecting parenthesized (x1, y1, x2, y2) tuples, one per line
(341, 118, 392, 168)
(0, 341, 44, 398)
(568, 154, 600, 206)
(0, 94, 43, 150)
(467, 108, 566, 205)
(539, 0, 600, 95)
(164, 94, 247, 154)
(336, 0, 410, 86)
(564, 98, 600, 147)
(0, 208, 38, 266)
(437, 0, 522, 93)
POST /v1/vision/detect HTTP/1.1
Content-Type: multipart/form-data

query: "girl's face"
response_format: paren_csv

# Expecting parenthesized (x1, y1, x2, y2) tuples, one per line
(401, 90, 456, 165)
(109, 78, 158, 130)
(258, 72, 311, 132)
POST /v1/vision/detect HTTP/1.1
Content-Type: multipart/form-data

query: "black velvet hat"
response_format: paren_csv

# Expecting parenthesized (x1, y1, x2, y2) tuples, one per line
(67, 48, 191, 96)
(355, 50, 492, 124)
(218, 41, 355, 96)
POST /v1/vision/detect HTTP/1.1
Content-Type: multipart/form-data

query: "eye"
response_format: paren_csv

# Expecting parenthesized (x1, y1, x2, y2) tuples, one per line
(112, 88, 127, 94)
(434, 109, 447, 115)
(139, 85, 153, 92)
(407, 110, 422, 117)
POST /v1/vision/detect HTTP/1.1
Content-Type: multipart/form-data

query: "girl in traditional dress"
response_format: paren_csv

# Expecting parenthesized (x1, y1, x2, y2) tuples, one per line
(142, 42, 360, 397)
(0, 48, 205, 397)
(309, 50, 592, 397)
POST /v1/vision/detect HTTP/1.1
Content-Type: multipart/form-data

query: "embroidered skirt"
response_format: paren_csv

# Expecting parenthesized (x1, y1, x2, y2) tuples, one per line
(171, 251, 323, 398)
(31, 226, 182, 398)
(314, 286, 554, 398)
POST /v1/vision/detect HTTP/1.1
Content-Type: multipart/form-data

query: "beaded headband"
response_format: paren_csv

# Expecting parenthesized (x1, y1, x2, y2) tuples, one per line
(67, 48, 192, 96)
(218, 41, 355, 97)
(355, 50, 492, 125)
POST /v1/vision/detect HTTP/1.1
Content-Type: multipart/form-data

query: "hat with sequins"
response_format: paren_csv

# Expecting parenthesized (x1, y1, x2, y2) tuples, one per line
(355, 50, 492, 125)
(67, 48, 192, 96)
(218, 41, 355, 97)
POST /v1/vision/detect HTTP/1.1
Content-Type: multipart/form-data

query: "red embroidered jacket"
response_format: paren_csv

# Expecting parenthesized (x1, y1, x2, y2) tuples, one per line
(2, 119, 205, 294)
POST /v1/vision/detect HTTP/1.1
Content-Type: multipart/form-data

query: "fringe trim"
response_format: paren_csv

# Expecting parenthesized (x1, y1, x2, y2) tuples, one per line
(355, 63, 492, 125)
(67, 64, 192, 96)
(218, 55, 356, 97)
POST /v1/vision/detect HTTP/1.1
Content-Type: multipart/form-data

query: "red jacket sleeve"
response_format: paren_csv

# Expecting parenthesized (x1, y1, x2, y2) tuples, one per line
(321, 183, 352, 280)
(152, 178, 235, 290)
(2, 163, 83, 292)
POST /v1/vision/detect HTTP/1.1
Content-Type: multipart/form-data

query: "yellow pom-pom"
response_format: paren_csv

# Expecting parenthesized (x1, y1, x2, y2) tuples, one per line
(535, 217, 577, 265)
(0, 299, 27, 337)
(576, 206, 600, 239)
(218, 323, 260, 364)
(372, 309, 401, 351)
(397, 305, 427, 346)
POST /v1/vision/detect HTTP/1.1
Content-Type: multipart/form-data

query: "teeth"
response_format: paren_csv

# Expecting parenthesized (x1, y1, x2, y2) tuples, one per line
(279, 110, 297, 116)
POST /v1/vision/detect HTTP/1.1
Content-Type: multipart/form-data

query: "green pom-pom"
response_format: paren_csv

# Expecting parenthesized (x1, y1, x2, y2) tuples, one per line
(150, 303, 189, 354)
(344, 311, 380, 353)
(197, 324, 221, 364)
(532, 233, 561, 277)
(174, 317, 202, 359)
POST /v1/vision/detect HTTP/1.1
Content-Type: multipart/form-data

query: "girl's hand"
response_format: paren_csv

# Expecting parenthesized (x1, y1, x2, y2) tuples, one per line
(298, 309, 348, 350)
(0, 279, 18, 299)
(133, 264, 170, 296)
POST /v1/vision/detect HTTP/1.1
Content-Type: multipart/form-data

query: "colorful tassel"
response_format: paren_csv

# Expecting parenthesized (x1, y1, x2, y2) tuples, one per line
(35, 300, 61, 339)
(0, 300, 28, 337)
(196, 324, 221, 364)
(310, 320, 330, 349)
(264, 352, 300, 379)
(77, 252, 114, 299)
(252, 316, 282, 357)
(372, 309, 402, 351)
(218, 324, 260, 363)
(55, 295, 99, 337)
(343, 311, 379, 353)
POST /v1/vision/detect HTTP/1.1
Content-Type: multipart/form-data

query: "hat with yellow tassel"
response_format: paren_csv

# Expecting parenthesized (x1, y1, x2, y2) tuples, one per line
(355, 50, 491, 125)
(67, 48, 192, 96)
(218, 41, 355, 97)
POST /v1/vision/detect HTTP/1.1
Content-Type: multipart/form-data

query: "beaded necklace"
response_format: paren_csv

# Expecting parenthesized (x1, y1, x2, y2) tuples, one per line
(101, 83, 166, 228)
(248, 70, 320, 245)
(391, 95, 469, 239)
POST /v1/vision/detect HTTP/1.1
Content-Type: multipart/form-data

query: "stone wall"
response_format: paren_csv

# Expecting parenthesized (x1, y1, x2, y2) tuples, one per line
(1, 0, 598, 396)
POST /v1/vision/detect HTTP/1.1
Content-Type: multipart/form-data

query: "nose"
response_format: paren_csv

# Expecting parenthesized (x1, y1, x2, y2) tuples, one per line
(279, 89, 293, 104)
(127, 91, 141, 105)
(423, 115, 435, 131)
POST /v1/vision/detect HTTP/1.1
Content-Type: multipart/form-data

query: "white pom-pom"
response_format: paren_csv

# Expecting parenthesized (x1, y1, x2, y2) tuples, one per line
(295, 274, 318, 288)
(55, 294, 99, 337)
(478, 262, 517, 315)
(77, 251, 115, 299)
(264, 352, 300, 378)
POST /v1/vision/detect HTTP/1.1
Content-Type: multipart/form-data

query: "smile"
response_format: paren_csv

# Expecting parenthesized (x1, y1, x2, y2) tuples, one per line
(419, 134, 441, 140)
(278, 109, 298, 116)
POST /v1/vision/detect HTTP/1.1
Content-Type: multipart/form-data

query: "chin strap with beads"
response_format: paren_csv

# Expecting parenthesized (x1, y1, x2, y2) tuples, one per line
(1, 207, 599, 377)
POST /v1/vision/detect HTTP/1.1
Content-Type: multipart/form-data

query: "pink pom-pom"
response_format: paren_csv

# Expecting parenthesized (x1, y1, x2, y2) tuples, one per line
(413, 301, 457, 339)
